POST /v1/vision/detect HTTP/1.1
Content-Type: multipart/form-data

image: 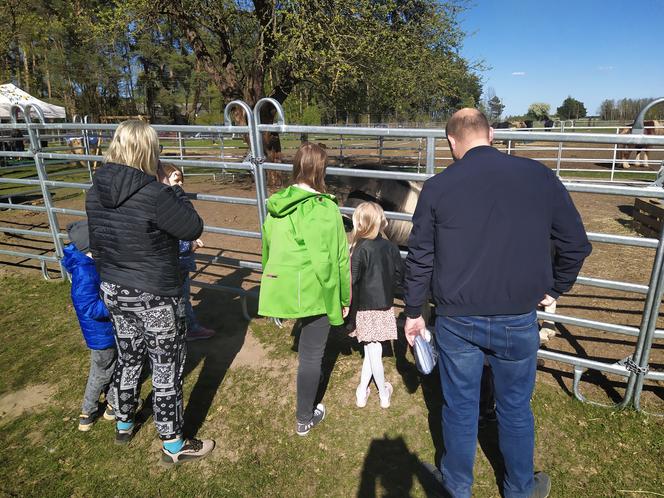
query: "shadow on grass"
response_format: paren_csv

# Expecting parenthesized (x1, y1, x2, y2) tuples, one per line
(181, 267, 257, 438)
(357, 435, 448, 498)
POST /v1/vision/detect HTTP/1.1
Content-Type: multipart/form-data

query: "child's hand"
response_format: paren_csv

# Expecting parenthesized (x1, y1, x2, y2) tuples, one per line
(192, 239, 204, 252)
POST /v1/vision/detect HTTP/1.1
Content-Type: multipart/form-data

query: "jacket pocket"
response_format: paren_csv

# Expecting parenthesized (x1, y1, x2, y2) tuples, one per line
(259, 264, 305, 316)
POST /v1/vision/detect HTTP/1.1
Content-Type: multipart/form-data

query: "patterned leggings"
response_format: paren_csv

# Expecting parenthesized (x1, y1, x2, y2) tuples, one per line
(101, 282, 186, 440)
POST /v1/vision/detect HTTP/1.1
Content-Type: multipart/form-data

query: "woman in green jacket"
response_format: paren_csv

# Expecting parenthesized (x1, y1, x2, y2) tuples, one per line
(259, 142, 351, 436)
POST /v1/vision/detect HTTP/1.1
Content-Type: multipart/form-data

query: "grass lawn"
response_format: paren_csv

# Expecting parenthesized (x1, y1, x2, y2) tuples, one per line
(0, 276, 663, 497)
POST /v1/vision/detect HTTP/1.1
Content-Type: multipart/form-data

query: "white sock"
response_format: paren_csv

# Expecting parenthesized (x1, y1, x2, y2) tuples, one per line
(367, 342, 387, 397)
(357, 345, 373, 395)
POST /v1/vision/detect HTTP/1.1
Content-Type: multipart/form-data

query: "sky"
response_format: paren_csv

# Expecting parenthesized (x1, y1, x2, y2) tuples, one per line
(458, 0, 664, 117)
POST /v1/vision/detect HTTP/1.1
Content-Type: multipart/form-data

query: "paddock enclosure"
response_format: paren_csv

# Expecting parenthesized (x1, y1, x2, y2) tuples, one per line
(1, 99, 664, 413)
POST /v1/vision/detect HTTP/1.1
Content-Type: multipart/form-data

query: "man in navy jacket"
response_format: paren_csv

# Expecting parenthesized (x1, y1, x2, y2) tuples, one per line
(404, 109, 591, 498)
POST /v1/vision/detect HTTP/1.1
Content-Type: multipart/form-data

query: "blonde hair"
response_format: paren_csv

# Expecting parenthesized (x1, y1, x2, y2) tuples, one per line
(292, 142, 327, 192)
(104, 120, 160, 176)
(349, 201, 387, 253)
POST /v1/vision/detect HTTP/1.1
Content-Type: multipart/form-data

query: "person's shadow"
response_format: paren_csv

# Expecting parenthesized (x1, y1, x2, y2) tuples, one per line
(181, 268, 257, 438)
(357, 435, 449, 497)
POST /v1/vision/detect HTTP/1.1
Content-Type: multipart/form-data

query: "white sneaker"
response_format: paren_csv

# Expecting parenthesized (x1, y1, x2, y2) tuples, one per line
(379, 382, 393, 409)
(356, 386, 370, 408)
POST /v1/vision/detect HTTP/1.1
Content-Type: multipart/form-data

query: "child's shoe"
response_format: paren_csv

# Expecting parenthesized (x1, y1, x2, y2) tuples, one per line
(296, 403, 326, 436)
(356, 386, 370, 408)
(115, 423, 135, 445)
(104, 398, 143, 421)
(161, 438, 216, 465)
(379, 382, 393, 409)
(103, 404, 116, 421)
(78, 412, 97, 432)
(186, 325, 216, 342)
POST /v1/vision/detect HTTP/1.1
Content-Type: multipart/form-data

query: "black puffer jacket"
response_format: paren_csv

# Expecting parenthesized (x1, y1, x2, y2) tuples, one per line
(351, 235, 404, 311)
(86, 162, 204, 296)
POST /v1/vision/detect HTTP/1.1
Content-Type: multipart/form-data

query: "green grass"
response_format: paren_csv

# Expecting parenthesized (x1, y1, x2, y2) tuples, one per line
(0, 275, 662, 497)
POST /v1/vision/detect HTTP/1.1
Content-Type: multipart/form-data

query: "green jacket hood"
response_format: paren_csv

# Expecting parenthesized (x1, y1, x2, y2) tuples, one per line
(266, 186, 338, 217)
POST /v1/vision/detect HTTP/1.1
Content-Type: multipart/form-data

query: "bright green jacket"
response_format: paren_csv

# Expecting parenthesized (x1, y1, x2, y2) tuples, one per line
(258, 186, 351, 326)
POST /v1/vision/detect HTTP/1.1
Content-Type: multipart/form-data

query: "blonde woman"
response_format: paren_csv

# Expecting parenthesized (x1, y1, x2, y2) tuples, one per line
(348, 202, 403, 408)
(85, 120, 214, 464)
(258, 142, 351, 436)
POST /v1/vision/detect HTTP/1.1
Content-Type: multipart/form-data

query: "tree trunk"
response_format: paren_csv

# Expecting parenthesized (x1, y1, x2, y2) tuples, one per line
(21, 44, 30, 92)
(45, 64, 52, 99)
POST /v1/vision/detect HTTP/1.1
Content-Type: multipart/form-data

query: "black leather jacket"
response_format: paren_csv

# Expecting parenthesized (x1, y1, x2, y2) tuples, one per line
(351, 235, 404, 311)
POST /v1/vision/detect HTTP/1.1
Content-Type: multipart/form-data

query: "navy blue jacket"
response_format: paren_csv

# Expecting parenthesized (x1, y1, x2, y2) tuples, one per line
(179, 240, 196, 273)
(404, 145, 592, 317)
(61, 244, 115, 350)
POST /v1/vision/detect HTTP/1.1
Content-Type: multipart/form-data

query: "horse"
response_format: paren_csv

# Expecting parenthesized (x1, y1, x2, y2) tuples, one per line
(66, 135, 102, 170)
(341, 175, 421, 247)
(491, 121, 527, 129)
(617, 120, 664, 169)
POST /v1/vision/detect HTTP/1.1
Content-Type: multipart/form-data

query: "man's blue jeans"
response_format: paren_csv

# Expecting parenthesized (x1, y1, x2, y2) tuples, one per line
(435, 310, 540, 498)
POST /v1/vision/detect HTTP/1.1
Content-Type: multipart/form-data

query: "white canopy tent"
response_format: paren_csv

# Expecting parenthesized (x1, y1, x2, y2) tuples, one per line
(0, 83, 66, 120)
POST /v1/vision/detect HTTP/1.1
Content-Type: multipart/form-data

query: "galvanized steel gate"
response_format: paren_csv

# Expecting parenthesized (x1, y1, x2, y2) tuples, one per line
(1, 98, 664, 413)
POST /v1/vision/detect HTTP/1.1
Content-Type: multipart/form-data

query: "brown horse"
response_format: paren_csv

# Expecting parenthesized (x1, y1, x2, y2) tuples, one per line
(617, 120, 664, 169)
(67, 135, 102, 170)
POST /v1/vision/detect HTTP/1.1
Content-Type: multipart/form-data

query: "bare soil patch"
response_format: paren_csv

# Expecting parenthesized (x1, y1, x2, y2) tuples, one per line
(0, 383, 56, 423)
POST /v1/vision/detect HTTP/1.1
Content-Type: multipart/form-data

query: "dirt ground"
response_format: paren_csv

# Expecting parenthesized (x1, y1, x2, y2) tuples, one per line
(1, 147, 663, 413)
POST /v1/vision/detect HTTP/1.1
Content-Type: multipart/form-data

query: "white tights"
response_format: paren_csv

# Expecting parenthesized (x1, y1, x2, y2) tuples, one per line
(357, 342, 388, 397)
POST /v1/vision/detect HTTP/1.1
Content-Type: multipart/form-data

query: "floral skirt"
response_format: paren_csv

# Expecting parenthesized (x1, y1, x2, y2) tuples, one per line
(349, 307, 397, 343)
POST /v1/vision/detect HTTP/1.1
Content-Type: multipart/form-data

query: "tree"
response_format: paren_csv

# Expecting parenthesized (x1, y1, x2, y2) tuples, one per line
(2, 0, 482, 129)
(556, 96, 587, 120)
(114, 0, 481, 124)
(526, 102, 551, 120)
(486, 88, 505, 121)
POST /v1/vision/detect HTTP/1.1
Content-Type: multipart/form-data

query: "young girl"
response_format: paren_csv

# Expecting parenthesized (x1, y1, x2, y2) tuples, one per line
(348, 202, 403, 409)
(159, 163, 215, 341)
(258, 142, 351, 436)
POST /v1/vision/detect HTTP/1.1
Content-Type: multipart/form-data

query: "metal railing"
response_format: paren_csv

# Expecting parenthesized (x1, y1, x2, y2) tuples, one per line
(2, 98, 664, 413)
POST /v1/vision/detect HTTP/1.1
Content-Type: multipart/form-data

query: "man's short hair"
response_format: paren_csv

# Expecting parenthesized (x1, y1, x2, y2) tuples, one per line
(445, 110, 490, 141)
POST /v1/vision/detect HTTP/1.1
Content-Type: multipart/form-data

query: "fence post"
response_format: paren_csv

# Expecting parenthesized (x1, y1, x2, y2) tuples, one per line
(378, 135, 384, 164)
(425, 137, 435, 174)
(177, 131, 185, 174)
(507, 139, 512, 155)
(224, 100, 266, 227)
(555, 122, 564, 177)
(339, 134, 344, 162)
(610, 127, 619, 182)
(632, 257, 664, 411)
(620, 223, 664, 409)
(12, 104, 66, 279)
(417, 137, 423, 173)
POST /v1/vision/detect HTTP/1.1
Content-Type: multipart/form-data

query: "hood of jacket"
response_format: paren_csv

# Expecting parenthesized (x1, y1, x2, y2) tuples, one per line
(266, 185, 337, 218)
(93, 162, 155, 209)
(62, 243, 94, 272)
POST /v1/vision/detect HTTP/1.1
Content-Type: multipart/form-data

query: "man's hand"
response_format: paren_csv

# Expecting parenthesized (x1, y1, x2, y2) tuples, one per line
(405, 316, 426, 346)
(539, 294, 556, 307)
(342, 306, 350, 318)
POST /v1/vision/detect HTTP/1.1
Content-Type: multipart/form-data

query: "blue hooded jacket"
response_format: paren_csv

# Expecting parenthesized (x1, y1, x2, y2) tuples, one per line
(179, 240, 197, 273)
(61, 244, 115, 350)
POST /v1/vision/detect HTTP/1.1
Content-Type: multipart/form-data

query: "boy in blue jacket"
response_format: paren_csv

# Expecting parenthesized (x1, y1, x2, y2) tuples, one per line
(62, 221, 118, 431)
